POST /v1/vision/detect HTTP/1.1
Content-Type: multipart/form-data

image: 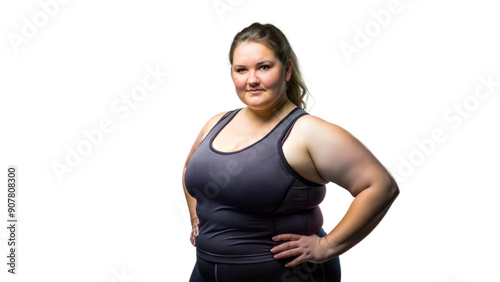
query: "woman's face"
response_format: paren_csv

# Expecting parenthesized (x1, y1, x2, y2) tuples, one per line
(231, 41, 292, 111)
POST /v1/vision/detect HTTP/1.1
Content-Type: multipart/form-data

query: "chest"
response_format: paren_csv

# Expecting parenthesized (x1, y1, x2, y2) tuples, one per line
(186, 137, 295, 213)
(211, 117, 279, 153)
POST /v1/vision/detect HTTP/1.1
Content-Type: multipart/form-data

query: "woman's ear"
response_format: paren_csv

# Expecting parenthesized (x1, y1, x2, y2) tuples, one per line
(285, 59, 292, 82)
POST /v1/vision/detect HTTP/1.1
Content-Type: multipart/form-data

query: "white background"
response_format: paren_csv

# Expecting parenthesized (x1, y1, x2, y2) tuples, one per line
(1, 0, 499, 281)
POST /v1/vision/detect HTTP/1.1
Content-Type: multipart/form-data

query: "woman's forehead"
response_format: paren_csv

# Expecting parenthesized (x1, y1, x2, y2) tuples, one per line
(233, 42, 277, 64)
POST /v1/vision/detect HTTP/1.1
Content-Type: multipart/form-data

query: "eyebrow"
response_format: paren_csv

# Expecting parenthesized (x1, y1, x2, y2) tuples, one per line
(232, 60, 275, 68)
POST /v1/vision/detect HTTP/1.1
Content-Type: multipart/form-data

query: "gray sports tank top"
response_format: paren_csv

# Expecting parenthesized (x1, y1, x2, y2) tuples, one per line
(185, 107, 326, 264)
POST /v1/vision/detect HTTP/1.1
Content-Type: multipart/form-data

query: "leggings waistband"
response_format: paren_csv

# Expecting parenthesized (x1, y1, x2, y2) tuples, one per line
(189, 254, 341, 282)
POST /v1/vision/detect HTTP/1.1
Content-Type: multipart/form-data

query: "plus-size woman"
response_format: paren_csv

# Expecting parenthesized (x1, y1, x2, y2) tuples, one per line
(183, 22, 399, 282)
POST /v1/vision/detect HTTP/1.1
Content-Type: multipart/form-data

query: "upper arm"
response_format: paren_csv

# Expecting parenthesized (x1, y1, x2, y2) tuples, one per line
(300, 115, 394, 196)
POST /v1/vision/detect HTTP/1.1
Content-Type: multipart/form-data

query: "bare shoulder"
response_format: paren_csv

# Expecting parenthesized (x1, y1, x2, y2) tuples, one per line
(293, 113, 370, 160)
(293, 114, 355, 143)
(198, 111, 229, 143)
(184, 111, 229, 167)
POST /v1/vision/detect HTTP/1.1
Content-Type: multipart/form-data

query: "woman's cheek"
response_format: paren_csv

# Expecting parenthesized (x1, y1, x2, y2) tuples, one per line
(232, 76, 247, 91)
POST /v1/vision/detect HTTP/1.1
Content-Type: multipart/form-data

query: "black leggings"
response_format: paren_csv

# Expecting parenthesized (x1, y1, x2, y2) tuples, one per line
(189, 255, 340, 282)
(189, 229, 341, 282)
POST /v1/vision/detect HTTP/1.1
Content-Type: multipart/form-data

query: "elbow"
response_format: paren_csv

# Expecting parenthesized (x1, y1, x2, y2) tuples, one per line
(386, 176, 400, 202)
(370, 174, 399, 204)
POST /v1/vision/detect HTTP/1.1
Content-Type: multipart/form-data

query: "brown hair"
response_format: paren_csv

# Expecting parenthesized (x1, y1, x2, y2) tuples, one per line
(229, 22, 310, 110)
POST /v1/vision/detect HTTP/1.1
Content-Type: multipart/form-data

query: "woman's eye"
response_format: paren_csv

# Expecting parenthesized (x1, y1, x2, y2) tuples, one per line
(236, 68, 246, 72)
(260, 65, 270, 70)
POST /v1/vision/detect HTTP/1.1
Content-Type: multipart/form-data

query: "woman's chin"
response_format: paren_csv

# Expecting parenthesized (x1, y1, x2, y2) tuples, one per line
(244, 102, 271, 111)
(240, 98, 268, 110)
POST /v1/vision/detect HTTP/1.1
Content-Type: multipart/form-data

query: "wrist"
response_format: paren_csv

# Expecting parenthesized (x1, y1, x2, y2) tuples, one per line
(191, 217, 199, 225)
(319, 235, 340, 259)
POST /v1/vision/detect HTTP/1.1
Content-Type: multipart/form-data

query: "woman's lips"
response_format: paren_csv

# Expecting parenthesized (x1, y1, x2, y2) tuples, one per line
(248, 89, 264, 94)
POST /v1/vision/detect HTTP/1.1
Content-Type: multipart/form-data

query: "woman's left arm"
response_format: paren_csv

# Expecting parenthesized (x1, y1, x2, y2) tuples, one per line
(271, 115, 400, 267)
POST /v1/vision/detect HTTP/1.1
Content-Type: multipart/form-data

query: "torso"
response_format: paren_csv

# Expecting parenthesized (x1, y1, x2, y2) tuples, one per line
(185, 106, 327, 263)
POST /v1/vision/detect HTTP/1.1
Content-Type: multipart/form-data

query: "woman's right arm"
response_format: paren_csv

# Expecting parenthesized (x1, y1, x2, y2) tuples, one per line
(182, 111, 228, 246)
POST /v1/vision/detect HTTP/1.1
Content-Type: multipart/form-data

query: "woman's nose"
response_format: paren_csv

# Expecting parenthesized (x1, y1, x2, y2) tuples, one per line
(247, 70, 260, 85)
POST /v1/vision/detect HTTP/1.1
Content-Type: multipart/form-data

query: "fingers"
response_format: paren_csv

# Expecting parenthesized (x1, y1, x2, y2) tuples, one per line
(272, 233, 302, 242)
(271, 245, 302, 260)
(271, 243, 306, 267)
(284, 255, 306, 268)
(190, 233, 196, 247)
(190, 226, 198, 246)
(190, 230, 198, 246)
(190, 219, 200, 247)
(270, 233, 301, 256)
(192, 221, 199, 237)
(270, 234, 324, 267)
(271, 240, 299, 254)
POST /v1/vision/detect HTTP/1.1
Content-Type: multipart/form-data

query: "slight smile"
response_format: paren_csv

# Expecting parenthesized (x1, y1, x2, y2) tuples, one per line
(248, 89, 264, 94)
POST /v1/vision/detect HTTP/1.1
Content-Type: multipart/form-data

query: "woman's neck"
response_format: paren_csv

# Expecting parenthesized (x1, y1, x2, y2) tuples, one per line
(244, 96, 297, 124)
